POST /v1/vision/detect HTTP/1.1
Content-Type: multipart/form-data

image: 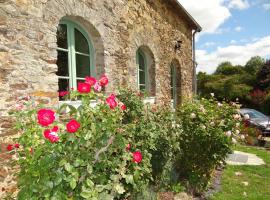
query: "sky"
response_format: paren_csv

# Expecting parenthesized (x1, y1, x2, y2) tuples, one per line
(178, 0, 270, 74)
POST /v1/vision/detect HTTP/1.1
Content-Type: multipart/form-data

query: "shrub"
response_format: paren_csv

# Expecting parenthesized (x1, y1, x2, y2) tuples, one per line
(175, 97, 240, 193)
(11, 77, 155, 200)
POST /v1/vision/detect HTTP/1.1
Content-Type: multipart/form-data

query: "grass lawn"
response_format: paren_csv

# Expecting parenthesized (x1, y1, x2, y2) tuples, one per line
(209, 145, 270, 200)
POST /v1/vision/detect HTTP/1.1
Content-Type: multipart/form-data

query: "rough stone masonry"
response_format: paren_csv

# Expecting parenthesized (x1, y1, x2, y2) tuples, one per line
(0, 0, 199, 197)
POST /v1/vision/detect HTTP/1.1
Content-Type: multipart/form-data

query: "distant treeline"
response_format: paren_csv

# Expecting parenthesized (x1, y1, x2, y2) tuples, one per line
(197, 56, 270, 114)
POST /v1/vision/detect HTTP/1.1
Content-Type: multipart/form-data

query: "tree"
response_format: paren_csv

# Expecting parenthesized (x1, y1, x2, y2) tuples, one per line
(256, 60, 270, 91)
(244, 56, 265, 75)
(214, 62, 244, 75)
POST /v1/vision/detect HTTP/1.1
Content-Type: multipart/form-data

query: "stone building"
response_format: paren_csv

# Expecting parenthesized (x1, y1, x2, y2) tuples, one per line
(0, 0, 201, 197)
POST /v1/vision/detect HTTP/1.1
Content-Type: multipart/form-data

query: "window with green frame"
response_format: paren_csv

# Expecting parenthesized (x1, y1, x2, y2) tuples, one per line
(137, 49, 148, 91)
(171, 64, 177, 108)
(56, 20, 95, 99)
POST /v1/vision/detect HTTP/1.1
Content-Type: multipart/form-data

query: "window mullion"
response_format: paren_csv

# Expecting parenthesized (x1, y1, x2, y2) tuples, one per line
(69, 23, 77, 90)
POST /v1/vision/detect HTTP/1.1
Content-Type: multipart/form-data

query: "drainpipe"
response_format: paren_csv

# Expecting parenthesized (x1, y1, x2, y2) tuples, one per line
(192, 29, 199, 96)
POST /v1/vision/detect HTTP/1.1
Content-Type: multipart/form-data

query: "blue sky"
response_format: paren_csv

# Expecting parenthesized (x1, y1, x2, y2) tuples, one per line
(179, 0, 270, 74)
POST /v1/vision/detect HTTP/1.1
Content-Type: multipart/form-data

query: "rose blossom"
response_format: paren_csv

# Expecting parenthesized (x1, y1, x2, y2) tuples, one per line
(59, 91, 69, 97)
(232, 138, 237, 144)
(66, 119, 81, 133)
(236, 130, 240, 134)
(210, 93, 215, 97)
(240, 135, 245, 140)
(37, 109, 56, 127)
(94, 82, 102, 92)
(119, 102, 127, 111)
(7, 144, 13, 151)
(78, 82, 91, 93)
(218, 103, 222, 107)
(190, 113, 196, 119)
(244, 114, 250, 120)
(14, 143, 20, 148)
(126, 144, 131, 151)
(226, 131, 232, 137)
(43, 126, 60, 143)
(85, 76, 97, 86)
(132, 151, 142, 163)
(99, 75, 109, 87)
(106, 94, 118, 109)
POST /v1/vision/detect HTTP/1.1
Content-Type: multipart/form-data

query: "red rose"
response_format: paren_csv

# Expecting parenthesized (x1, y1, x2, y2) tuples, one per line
(6, 144, 13, 151)
(99, 75, 109, 87)
(59, 91, 69, 97)
(37, 109, 56, 127)
(78, 82, 91, 93)
(66, 119, 80, 133)
(132, 151, 142, 163)
(43, 126, 59, 143)
(14, 143, 20, 148)
(106, 94, 118, 109)
(85, 76, 97, 86)
(119, 102, 127, 111)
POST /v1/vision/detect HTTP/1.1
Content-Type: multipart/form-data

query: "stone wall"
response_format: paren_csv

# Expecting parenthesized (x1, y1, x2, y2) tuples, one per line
(0, 0, 194, 197)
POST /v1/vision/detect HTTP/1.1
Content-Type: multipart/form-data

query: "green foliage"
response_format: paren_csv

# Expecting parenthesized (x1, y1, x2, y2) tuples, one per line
(215, 62, 244, 75)
(175, 98, 240, 193)
(244, 56, 265, 75)
(261, 93, 270, 115)
(10, 88, 239, 198)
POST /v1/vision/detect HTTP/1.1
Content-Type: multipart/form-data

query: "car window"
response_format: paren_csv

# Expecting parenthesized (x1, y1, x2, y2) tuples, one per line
(242, 111, 267, 119)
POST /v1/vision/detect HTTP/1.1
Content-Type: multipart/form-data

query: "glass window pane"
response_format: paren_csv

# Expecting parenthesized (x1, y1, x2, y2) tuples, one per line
(139, 70, 145, 85)
(56, 50, 69, 76)
(76, 54, 90, 78)
(57, 24, 68, 49)
(58, 79, 69, 100)
(75, 28, 89, 54)
(140, 85, 146, 91)
(138, 53, 145, 71)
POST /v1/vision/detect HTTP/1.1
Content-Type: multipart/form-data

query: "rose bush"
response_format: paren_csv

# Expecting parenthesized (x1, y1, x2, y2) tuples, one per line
(175, 97, 241, 193)
(9, 79, 240, 199)
(12, 76, 154, 200)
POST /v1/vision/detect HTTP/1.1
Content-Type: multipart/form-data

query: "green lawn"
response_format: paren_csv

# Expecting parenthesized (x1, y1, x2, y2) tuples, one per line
(209, 145, 270, 200)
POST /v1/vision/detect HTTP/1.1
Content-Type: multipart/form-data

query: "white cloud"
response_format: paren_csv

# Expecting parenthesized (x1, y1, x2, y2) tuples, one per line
(178, 0, 231, 34)
(196, 35, 270, 74)
(235, 26, 243, 32)
(201, 42, 217, 48)
(230, 40, 237, 44)
(227, 0, 250, 10)
(263, 3, 270, 10)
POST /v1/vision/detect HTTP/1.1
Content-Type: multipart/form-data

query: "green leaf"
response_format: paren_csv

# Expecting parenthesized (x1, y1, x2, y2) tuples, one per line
(87, 164, 93, 174)
(86, 178, 94, 187)
(125, 175, 134, 185)
(114, 184, 125, 194)
(64, 163, 72, 172)
(69, 178, 77, 190)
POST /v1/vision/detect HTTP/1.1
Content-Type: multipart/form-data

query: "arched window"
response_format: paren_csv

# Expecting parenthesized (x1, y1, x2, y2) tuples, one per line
(170, 64, 177, 108)
(137, 49, 148, 91)
(56, 20, 94, 98)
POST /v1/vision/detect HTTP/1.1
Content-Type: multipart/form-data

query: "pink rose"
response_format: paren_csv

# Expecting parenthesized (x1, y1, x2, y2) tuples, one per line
(132, 151, 142, 163)
(106, 94, 118, 109)
(78, 82, 91, 93)
(126, 143, 131, 151)
(66, 119, 81, 133)
(85, 76, 97, 86)
(43, 126, 59, 143)
(59, 91, 69, 97)
(37, 109, 56, 127)
(94, 82, 102, 92)
(99, 75, 109, 87)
